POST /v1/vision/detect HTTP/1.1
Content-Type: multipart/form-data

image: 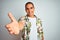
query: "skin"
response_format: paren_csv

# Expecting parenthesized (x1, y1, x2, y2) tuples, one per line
(25, 4, 35, 18)
(6, 4, 35, 35)
(6, 12, 24, 34)
(6, 3, 44, 40)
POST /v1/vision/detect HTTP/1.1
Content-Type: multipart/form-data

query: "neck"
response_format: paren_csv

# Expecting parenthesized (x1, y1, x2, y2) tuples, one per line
(27, 15, 35, 18)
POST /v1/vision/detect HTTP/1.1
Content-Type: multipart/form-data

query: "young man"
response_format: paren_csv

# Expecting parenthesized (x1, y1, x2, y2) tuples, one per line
(6, 2, 44, 40)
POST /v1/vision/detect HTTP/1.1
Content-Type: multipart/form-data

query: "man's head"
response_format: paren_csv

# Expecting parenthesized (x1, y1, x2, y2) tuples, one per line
(25, 2, 35, 17)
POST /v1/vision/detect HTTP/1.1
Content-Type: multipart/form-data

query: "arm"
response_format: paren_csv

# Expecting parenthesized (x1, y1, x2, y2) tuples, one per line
(37, 18, 44, 40)
(40, 27, 44, 40)
(38, 26, 44, 40)
(6, 12, 24, 35)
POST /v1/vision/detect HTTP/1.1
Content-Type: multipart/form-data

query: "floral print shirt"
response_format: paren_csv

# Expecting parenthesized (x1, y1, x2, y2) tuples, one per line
(18, 15, 44, 40)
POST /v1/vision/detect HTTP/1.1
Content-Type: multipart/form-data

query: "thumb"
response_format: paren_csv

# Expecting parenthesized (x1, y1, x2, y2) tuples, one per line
(8, 12, 16, 22)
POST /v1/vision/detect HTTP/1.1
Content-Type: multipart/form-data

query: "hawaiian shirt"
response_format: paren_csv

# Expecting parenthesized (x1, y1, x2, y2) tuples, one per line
(18, 15, 44, 40)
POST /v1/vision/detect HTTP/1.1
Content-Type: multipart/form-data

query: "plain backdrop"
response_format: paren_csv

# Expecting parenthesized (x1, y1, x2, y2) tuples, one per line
(0, 0, 60, 40)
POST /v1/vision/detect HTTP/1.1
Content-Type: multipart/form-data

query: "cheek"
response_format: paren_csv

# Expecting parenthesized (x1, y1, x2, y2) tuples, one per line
(31, 9, 34, 13)
(26, 9, 34, 14)
(26, 10, 29, 13)
(26, 10, 28, 13)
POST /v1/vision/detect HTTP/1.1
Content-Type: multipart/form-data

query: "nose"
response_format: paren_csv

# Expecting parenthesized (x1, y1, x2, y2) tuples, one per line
(28, 9, 31, 13)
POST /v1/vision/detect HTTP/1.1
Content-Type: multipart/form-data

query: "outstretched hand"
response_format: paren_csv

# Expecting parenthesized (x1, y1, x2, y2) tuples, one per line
(6, 12, 24, 35)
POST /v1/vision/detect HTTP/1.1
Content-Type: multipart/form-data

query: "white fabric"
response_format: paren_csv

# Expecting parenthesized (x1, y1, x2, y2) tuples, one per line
(28, 17, 38, 40)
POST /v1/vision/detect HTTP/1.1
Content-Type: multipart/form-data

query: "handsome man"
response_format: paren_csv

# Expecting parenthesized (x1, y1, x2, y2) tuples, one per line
(6, 2, 44, 40)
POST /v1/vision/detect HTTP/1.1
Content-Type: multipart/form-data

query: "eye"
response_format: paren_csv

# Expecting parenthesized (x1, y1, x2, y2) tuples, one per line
(30, 7, 33, 9)
(26, 8, 28, 10)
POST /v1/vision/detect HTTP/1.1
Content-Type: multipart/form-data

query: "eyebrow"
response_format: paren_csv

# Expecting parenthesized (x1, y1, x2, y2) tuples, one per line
(26, 6, 34, 9)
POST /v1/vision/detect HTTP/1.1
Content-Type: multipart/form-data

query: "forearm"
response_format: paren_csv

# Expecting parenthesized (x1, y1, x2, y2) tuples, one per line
(42, 35, 44, 40)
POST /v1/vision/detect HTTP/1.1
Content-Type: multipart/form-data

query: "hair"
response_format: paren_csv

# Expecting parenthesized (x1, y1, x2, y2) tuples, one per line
(25, 2, 34, 9)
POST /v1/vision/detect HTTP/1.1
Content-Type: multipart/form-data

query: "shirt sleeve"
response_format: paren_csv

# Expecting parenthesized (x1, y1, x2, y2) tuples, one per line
(18, 16, 28, 40)
(37, 18, 44, 40)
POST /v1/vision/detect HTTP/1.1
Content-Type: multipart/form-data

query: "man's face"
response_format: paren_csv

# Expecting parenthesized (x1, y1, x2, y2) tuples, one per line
(25, 4, 34, 17)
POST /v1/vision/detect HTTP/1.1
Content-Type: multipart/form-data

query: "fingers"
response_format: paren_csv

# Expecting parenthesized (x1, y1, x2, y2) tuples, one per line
(5, 22, 19, 35)
(5, 24, 14, 34)
(8, 12, 16, 22)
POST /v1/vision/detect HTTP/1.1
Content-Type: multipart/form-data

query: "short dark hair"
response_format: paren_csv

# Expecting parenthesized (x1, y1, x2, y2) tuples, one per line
(25, 2, 34, 9)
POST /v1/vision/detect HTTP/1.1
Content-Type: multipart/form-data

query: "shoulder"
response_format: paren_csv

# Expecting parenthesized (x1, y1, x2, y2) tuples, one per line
(18, 16, 26, 22)
(34, 15, 41, 21)
(36, 17, 42, 26)
(36, 17, 41, 21)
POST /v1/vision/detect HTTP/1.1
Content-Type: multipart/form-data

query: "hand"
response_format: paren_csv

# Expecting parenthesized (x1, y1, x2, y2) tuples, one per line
(6, 12, 24, 35)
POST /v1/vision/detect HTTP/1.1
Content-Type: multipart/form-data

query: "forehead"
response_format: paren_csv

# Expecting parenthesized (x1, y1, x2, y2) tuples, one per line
(26, 4, 34, 8)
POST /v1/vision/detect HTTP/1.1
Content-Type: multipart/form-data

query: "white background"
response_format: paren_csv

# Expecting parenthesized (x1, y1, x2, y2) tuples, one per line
(0, 0, 60, 40)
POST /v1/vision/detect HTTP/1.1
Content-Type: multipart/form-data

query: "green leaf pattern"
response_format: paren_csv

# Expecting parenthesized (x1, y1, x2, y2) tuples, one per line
(18, 15, 43, 40)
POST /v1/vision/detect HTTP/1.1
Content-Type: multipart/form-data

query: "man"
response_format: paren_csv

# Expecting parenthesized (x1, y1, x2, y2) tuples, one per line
(6, 2, 44, 40)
